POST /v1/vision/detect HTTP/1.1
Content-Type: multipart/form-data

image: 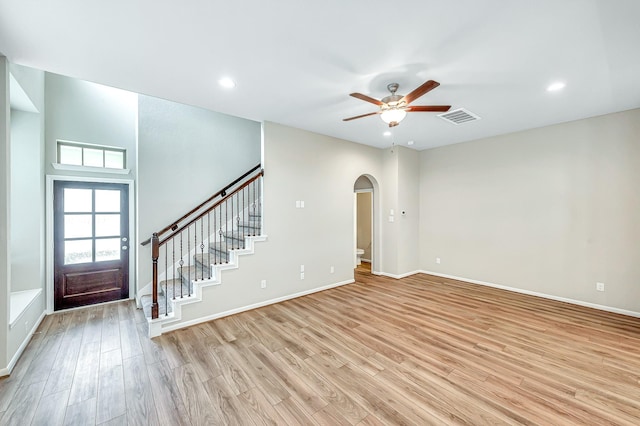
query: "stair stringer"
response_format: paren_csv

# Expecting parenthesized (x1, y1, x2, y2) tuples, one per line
(147, 235, 267, 337)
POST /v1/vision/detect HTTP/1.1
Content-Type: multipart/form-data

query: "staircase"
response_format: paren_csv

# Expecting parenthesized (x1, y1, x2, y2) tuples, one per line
(140, 212, 263, 318)
(139, 165, 265, 336)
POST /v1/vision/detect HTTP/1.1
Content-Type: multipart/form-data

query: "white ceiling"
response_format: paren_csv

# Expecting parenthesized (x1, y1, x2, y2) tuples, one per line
(1, 0, 639, 150)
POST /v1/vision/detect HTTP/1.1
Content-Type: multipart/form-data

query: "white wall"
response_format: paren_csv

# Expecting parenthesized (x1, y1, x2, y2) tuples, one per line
(137, 95, 261, 288)
(420, 108, 640, 313)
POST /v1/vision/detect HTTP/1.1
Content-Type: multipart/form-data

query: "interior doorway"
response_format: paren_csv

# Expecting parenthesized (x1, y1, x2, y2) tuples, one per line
(354, 175, 375, 274)
(53, 180, 130, 310)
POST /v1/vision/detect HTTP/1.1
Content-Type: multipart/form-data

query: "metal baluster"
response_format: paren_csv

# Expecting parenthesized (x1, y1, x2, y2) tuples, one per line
(214, 207, 218, 265)
(259, 177, 262, 234)
(207, 212, 211, 279)
(171, 238, 175, 302)
(225, 200, 228, 262)
(179, 232, 184, 299)
(164, 243, 168, 316)
(186, 225, 190, 297)
(200, 217, 204, 282)
(236, 191, 241, 249)
(229, 196, 236, 250)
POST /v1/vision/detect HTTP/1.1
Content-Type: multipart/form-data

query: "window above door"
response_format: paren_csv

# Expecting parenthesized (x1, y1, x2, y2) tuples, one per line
(53, 140, 130, 174)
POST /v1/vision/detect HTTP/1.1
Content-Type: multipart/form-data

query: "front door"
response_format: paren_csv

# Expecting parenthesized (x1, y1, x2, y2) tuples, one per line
(54, 181, 129, 310)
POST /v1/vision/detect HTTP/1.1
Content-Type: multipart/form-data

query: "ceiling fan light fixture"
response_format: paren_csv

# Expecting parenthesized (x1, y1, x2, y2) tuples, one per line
(380, 108, 407, 126)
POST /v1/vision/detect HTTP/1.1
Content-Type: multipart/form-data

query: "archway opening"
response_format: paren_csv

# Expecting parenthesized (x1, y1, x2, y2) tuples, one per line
(354, 175, 377, 274)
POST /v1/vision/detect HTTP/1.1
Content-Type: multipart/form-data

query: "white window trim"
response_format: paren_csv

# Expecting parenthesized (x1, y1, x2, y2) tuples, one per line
(51, 162, 131, 175)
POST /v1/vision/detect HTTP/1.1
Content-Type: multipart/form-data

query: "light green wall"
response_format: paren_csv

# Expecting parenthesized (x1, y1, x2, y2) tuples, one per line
(137, 95, 261, 289)
(420, 108, 640, 312)
(0, 57, 10, 371)
(44, 72, 138, 178)
(5, 63, 46, 373)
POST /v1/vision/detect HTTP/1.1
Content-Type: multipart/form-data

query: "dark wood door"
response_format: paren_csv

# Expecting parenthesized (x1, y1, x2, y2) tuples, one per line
(54, 181, 129, 310)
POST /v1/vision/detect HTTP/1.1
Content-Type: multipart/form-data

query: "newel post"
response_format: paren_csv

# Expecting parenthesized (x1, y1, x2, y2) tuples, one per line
(151, 233, 159, 319)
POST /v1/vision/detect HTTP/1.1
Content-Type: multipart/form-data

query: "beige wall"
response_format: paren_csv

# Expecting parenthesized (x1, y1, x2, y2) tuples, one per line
(419, 108, 640, 312)
(356, 191, 372, 260)
(174, 122, 387, 325)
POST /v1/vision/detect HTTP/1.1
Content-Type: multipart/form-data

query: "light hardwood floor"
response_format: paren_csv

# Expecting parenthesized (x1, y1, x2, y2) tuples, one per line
(2, 271, 640, 425)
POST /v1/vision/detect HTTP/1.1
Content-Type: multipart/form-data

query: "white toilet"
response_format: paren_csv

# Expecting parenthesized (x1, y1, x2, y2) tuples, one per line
(356, 248, 365, 265)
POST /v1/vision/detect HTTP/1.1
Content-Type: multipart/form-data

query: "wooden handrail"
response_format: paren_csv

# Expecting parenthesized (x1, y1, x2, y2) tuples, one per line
(158, 172, 263, 246)
(141, 164, 262, 246)
(147, 165, 264, 320)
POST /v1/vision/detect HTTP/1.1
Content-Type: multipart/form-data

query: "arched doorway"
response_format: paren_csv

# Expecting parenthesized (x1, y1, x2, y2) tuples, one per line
(354, 175, 379, 274)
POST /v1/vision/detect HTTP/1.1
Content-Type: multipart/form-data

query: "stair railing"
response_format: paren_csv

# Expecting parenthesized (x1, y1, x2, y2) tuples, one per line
(142, 164, 263, 319)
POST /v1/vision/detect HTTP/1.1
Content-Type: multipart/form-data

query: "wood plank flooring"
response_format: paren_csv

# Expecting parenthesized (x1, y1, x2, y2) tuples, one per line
(2, 270, 640, 425)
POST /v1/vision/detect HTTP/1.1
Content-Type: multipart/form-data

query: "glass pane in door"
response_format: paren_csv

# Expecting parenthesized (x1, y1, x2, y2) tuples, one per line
(96, 238, 120, 262)
(64, 188, 92, 212)
(95, 214, 120, 237)
(95, 190, 120, 212)
(64, 214, 92, 238)
(65, 239, 93, 264)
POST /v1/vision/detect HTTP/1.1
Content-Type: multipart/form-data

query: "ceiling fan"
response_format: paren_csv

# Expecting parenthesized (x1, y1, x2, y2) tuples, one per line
(343, 80, 451, 127)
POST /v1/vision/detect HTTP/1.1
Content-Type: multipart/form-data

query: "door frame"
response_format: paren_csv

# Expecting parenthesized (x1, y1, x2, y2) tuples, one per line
(46, 174, 135, 313)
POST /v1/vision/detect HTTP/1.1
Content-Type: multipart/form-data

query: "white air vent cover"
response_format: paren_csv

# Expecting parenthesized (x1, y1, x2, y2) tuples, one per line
(438, 108, 481, 125)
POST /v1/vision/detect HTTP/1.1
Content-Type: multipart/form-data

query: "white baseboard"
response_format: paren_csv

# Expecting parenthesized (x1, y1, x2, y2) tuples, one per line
(1, 310, 47, 377)
(420, 270, 640, 319)
(374, 270, 421, 280)
(155, 278, 355, 335)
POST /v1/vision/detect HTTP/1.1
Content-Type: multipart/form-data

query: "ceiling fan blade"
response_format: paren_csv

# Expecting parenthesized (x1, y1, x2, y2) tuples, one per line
(402, 80, 440, 105)
(343, 111, 380, 121)
(407, 105, 451, 112)
(350, 93, 383, 106)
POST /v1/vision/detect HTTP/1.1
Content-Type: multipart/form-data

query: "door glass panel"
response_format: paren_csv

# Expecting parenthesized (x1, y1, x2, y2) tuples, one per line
(96, 238, 120, 262)
(65, 239, 93, 264)
(59, 145, 83, 165)
(64, 214, 92, 238)
(105, 150, 124, 169)
(64, 188, 92, 212)
(96, 214, 120, 237)
(95, 190, 120, 212)
(84, 148, 103, 167)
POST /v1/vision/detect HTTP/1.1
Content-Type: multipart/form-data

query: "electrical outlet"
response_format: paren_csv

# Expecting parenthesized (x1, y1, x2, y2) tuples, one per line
(300, 272, 305, 280)
(436, 257, 441, 264)
(261, 279, 267, 289)
(596, 282, 605, 292)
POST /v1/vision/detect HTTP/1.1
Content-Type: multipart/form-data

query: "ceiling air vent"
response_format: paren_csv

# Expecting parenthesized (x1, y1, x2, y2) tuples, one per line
(438, 108, 481, 125)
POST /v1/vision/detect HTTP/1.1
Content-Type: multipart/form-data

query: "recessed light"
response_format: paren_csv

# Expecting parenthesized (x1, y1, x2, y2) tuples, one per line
(218, 77, 236, 89)
(383, 131, 391, 136)
(407, 140, 414, 146)
(547, 82, 566, 92)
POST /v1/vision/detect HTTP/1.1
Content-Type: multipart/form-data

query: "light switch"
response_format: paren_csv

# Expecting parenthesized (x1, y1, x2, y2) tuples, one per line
(388, 216, 394, 222)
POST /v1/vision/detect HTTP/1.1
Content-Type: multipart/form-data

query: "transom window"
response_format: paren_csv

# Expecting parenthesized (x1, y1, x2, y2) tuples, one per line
(57, 141, 126, 170)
